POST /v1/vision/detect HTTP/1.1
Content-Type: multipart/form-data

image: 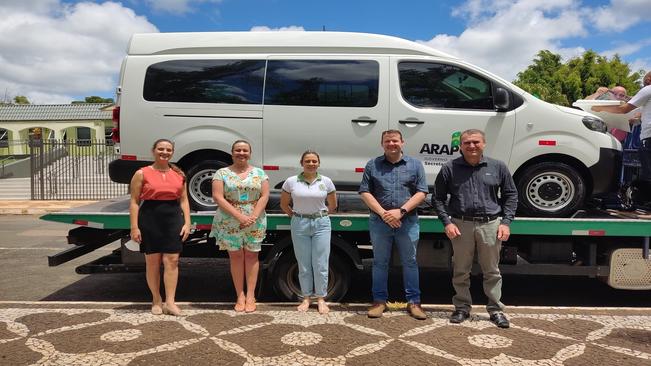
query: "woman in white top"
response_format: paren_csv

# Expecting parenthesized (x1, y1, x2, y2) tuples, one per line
(280, 150, 337, 314)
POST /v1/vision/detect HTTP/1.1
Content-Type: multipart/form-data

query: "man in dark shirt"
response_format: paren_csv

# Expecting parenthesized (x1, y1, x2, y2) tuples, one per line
(359, 129, 429, 320)
(432, 129, 517, 328)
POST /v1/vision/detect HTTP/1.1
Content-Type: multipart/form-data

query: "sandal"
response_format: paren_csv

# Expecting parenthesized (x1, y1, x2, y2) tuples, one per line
(234, 301, 245, 312)
(151, 304, 163, 315)
(317, 301, 330, 315)
(245, 298, 257, 313)
(162, 303, 182, 316)
(297, 299, 310, 312)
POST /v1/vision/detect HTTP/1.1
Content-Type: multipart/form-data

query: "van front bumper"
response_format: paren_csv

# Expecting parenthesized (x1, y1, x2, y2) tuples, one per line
(589, 147, 622, 195)
(109, 159, 151, 184)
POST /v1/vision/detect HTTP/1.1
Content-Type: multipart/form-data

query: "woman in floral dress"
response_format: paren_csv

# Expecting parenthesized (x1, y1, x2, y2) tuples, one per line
(210, 140, 269, 312)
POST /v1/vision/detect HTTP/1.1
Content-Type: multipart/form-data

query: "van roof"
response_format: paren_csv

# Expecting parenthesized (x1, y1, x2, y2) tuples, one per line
(127, 31, 456, 59)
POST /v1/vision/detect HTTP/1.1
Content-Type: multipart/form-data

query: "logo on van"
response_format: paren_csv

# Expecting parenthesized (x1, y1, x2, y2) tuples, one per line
(419, 131, 461, 156)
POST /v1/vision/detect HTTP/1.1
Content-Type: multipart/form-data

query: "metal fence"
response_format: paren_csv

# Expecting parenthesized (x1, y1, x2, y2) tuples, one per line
(29, 139, 128, 200)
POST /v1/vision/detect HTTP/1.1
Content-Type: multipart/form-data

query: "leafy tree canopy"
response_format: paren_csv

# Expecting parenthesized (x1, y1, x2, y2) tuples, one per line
(514, 50, 644, 106)
(13, 95, 30, 104)
(72, 96, 114, 104)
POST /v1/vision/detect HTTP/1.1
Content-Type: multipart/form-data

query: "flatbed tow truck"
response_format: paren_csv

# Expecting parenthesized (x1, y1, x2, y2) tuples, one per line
(42, 194, 651, 300)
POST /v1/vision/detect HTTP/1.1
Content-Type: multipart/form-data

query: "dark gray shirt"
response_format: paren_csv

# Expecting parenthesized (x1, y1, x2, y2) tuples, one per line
(433, 155, 517, 226)
(359, 154, 428, 216)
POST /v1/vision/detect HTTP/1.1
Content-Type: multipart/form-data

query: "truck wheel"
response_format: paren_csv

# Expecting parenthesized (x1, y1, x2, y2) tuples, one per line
(272, 250, 351, 302)
(186, 160, 227, 211)
(516, 162, 586, 217)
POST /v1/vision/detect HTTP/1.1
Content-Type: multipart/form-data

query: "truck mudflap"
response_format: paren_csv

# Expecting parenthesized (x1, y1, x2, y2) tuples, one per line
(590, 147, 622, 195)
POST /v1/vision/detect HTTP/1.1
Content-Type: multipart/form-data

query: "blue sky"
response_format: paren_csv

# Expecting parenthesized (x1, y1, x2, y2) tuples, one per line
(0, 0, 649, 104)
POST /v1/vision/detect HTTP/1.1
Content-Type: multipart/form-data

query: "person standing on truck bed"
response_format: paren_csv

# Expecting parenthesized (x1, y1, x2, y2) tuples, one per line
(432, 129, 517, 328)
(280, 150, 337, 314)
(584, 85, 635, 142)
(129, 139, 192, 316)
(359, 129, 429, 320)
(592, 71, 651, 202)
(209, 140, 269, 313)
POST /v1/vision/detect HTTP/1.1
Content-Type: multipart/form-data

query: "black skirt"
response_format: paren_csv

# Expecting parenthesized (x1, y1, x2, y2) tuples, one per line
(138, 200, 184, 254)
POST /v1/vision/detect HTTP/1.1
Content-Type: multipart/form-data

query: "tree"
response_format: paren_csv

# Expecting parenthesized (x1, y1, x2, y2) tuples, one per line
(514, 50, 644, 106)
(72, 96, 114, 104)
(13, 95, 30, 104)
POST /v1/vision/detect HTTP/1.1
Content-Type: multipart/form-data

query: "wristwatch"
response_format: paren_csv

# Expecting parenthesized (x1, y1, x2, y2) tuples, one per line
(400, 207, 407, 216)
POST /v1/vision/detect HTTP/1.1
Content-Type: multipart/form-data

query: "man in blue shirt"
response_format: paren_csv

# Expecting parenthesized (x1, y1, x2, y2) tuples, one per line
(359, 129, 428, 320)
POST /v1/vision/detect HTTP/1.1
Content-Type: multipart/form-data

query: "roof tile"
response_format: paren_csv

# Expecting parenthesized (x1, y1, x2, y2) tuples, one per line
(0, 103, 112, 121)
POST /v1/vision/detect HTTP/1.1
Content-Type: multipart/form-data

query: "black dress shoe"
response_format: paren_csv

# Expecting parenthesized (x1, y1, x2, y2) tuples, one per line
(449, 310, 470, 323)
(489, 312, 510, 328)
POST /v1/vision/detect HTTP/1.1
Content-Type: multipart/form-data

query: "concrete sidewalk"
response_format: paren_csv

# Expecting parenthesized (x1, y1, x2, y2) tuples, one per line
(0, 200, 96, 215)
(1, 302, 649, 365)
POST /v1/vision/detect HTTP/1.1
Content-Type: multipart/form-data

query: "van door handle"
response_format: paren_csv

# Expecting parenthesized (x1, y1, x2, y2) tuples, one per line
(351, 119, 377, 124)
(398, 119, 424, 125)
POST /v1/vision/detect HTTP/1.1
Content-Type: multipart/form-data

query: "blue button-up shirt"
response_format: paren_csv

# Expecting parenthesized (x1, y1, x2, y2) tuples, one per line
(358, 154, 428, 215)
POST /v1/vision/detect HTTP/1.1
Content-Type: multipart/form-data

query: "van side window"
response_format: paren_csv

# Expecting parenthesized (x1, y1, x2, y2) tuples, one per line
(143, 60, 265, 104)
(265, 60, 379, 107)
(399, 62, 493, 110)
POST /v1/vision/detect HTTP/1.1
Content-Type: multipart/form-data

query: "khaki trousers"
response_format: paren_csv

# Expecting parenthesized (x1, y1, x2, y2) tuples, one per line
(450, 217, 505, 313)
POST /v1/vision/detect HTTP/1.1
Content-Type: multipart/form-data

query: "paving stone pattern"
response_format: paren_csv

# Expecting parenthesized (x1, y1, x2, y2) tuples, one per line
(0, 304, 650, 365)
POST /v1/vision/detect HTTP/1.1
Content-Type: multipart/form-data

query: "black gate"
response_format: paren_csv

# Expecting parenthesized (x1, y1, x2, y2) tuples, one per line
(30, 139, 128, 200)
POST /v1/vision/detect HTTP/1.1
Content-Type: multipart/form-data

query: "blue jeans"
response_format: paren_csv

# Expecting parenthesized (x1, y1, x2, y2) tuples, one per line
(290, 216, 331, 298)
(369, 214, 421, 303)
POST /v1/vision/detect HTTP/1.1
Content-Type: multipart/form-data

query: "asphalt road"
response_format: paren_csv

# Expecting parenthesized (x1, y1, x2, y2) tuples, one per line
(1, 215, 650, 307)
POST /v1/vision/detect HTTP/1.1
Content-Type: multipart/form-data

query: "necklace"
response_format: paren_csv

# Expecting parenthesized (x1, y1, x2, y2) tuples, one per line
(152, 166, 170, 173)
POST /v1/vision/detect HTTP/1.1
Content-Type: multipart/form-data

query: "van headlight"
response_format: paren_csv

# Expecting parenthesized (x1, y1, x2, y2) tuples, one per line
(582, 116, 607, 133)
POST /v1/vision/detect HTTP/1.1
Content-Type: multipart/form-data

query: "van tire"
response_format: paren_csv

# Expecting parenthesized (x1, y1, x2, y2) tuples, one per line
(186, 160, 227, 211)
(272, 250, 351, 302)
(516, 162, 586, 217)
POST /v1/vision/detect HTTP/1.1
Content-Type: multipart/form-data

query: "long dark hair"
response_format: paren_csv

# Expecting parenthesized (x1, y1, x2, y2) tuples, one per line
(152, 139, 186, 180)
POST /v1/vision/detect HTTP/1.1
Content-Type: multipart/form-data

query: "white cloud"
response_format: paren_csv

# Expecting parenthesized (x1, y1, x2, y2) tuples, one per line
(0, 0, 61, 14)
(602, 38, 651, 58)
(144, 0, 222, 14)
(0, 1, 158, 104)
(629, 58, 651, 75)
(249, 25, 306, 32)
(418, 0, 586, 81)
(592, 0, 651, 32)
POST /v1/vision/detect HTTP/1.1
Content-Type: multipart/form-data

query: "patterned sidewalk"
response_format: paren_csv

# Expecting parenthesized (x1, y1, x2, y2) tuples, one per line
(1, 302, 650, 365)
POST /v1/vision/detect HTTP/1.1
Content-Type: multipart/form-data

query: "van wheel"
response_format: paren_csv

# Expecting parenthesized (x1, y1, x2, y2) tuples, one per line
(516, 162, 586, 217)
(186, 160, 227, 211)
(272, 250, 351, 302)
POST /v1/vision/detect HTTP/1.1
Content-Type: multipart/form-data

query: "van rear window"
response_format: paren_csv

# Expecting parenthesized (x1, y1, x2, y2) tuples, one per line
(143, 60, 265, 104)
(265, 60, 379, 107)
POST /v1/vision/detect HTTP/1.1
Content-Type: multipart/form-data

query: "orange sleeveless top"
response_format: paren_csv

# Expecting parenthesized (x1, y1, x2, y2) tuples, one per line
(139, 166, 184, 200)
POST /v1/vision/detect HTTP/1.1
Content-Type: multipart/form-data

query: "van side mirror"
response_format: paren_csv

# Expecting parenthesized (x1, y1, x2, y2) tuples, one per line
(494, 87, 510, 112)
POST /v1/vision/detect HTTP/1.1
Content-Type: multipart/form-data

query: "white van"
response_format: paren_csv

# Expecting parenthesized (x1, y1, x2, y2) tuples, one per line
(109, 31, 622, 217)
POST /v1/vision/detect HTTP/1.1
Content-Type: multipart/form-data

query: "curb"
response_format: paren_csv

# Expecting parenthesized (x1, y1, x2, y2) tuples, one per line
(0, 201, 97, 215)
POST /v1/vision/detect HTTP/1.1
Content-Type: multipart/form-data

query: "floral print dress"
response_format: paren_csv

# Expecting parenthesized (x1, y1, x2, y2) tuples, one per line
(209, 167, 268, 251)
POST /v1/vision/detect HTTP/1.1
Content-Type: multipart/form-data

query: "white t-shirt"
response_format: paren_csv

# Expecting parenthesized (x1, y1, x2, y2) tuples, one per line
(629, 85, 651, 140)
(282, 173, 336, 214)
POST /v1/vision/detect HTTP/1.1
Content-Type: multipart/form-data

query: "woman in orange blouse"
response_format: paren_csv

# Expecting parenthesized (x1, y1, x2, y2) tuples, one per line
(129, 139, 191, 316)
